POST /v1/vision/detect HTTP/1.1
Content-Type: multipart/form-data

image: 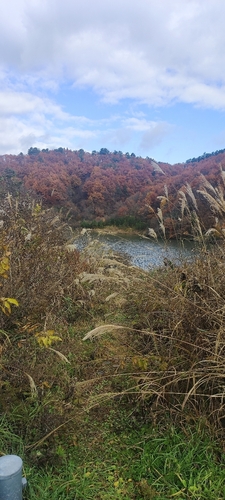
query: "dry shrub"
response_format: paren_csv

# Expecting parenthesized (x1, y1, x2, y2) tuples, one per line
(0, 194, 91, 330)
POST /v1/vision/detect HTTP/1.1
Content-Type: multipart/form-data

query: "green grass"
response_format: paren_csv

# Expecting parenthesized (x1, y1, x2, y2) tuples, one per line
(80, 216, 147, 230)
(1, 410, 224, 500)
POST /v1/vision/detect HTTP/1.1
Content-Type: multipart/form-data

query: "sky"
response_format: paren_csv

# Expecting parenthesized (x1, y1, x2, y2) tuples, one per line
(1, 0, 225, 164)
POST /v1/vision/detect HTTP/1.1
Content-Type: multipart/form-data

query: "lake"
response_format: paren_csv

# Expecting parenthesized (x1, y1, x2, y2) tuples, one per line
(74, 231, 198, 270)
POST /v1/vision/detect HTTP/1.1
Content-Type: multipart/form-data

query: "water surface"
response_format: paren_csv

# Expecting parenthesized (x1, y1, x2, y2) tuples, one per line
(75, 232, 198, 270)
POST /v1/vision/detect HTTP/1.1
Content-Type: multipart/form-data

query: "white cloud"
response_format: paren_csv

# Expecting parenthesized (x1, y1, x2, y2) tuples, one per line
(139, 123, 173, 151)
(0, 0, 225, 108)
(0, 91, 60, 116)
(122, 118, 157, 132)
(95, 116, 173, 153)
(0, 85, 173, 155)
(0, 89, 98, 154)
(0, 1, 225, 158)
(0, 113, 97, 154)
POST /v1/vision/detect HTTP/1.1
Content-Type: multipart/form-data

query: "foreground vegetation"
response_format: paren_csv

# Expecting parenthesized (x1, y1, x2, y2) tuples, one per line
(1, 193, 225, 498)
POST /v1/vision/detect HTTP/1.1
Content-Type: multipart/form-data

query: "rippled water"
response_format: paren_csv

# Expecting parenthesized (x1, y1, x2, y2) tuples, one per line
(75, 232, 198, 270)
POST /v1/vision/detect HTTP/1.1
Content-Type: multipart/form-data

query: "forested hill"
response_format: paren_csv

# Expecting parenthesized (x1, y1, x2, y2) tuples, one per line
(0, 147, 225, 236)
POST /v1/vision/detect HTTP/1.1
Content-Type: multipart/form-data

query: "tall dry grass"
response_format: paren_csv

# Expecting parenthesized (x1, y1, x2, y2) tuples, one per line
(80, 248, 224, 430)
(81, 175, 225, 432)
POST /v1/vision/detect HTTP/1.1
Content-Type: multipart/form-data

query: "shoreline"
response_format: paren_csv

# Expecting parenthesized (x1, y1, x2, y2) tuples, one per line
(76, 225, 196, 241)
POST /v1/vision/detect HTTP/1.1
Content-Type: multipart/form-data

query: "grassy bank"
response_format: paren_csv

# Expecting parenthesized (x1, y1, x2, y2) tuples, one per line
(1, 195, 225, 498)
(80, 215, 147, 232)
(1, 410, 224, 499)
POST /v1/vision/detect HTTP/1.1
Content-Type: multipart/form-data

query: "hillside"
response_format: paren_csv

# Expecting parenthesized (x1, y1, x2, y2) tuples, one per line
(1, 147, 225, 237)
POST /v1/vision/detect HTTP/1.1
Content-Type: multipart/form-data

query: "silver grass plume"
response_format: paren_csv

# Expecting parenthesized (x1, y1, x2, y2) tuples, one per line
(179, 191, 189, 218)
(6, 192, 12, 208)
(186, 183, 198, 211)
(215, 184, 225, 204)
(192, 211, 203, 238)
(219, 164, 225, 186)
(83, 324, 126, 341)
(15, 198, 19, 216)
(148, 228, 158, 240)
(145, 204, 155, 214)
(197, 168, 225, 215)
(204, 228, 222, 238)
(164, 184, 169, 200)
(200, 175, 217, 196)
(157, 207, 163, 223)
(150, 160, 165, 175)
(197, 190, 224, 216)
(157, 196, 168, 209)
(157, 208, 166, 238)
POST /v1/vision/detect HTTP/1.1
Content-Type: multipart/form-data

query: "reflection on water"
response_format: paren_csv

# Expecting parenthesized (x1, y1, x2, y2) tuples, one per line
(75, 232, 198, 270)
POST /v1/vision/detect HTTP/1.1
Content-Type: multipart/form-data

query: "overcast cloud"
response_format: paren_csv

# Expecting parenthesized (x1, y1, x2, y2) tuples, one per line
(0, 0, 225, 161)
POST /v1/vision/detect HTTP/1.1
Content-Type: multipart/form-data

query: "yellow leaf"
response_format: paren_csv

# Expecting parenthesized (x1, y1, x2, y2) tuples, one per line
(0, 299, 11, 314)
(35, 330, 62, 348)
(0, 257, 9, 270)
(0, 297, 19, 315)
(32, 203, 42, 216)
(1, 257, 9, 266)
(49, 335, 62, 343)
(0, 252, 10, 278)
(132, 356, 148, 370)
(174, 283, 183, 293)
(5, 298, 19, 306)
(40, 381, 51, 389)
(0, 267, 8, 276)
(36, 336, 49, 347)
(0, 305, 7, 315)
(46, 330, 55, 336)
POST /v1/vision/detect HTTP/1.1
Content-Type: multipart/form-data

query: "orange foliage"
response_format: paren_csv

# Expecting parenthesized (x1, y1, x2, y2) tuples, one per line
(0, 148, 224, 230)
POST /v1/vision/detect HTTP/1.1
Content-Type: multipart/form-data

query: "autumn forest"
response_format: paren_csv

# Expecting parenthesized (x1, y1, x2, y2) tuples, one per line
(1, 146, 225, 238)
